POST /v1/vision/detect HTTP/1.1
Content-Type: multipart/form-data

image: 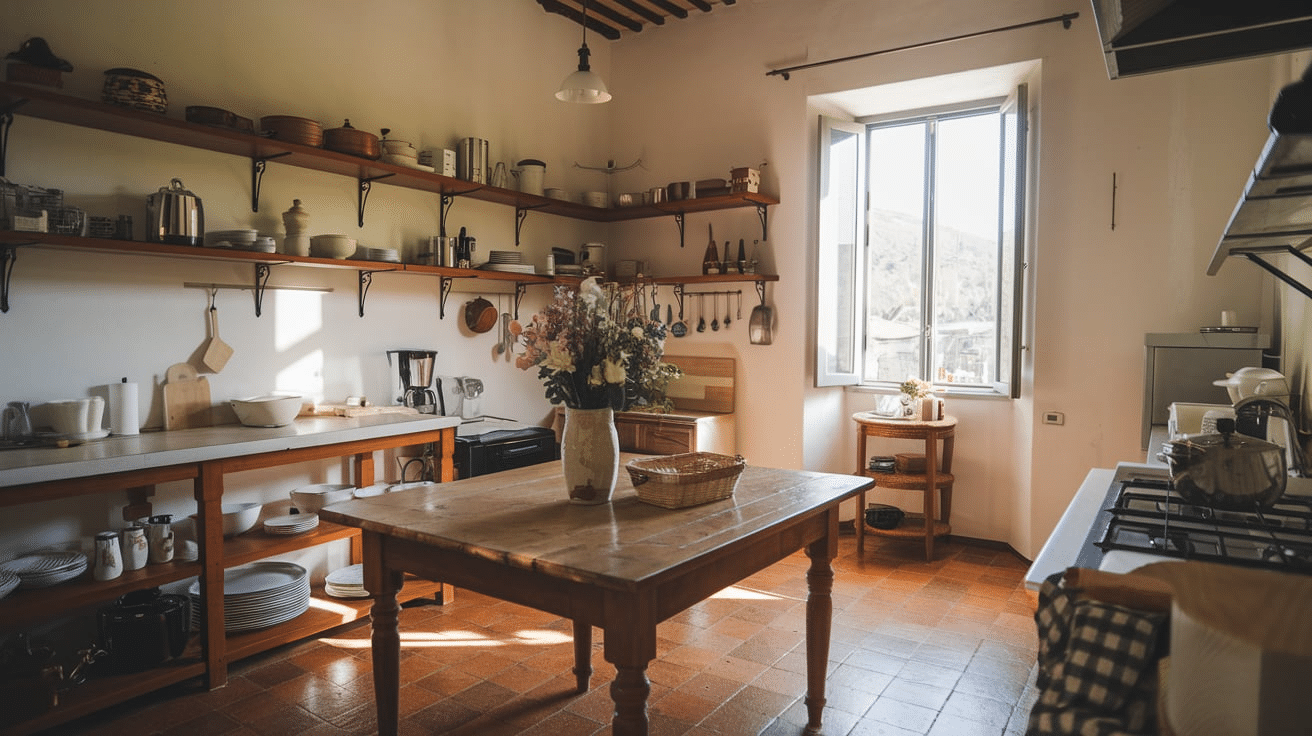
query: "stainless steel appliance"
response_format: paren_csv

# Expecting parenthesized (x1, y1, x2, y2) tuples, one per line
(146, 177, 203, 246)
(386, 349, 438, 413)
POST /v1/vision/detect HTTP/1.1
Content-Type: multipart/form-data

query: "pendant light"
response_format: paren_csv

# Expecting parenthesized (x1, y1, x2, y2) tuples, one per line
(556, 0, 611, 104)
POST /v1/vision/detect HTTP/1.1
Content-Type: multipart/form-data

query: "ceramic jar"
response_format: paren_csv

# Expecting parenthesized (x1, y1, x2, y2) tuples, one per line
(281, 199, 310, 256)
(94, 530, 123, 581)
(120, 524, 148, 571)
(561, 406, 619, 505)
(146, 514, 174, 564)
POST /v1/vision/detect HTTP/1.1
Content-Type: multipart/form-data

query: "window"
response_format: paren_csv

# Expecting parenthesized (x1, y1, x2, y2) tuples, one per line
(816, 84, 1027, 397)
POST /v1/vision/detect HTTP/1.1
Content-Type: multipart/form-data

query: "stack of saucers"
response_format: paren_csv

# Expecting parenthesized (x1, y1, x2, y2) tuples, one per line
(188, 561, 310, 632)
(353, 245, 401, 263)
(0, 550, 88, 589)
(205, 229, 258, 249)
(488, 250, 522, 265)
(0, 570, 20, 600)
(263, 512, 319, 536)
(324, 564, 369, 599)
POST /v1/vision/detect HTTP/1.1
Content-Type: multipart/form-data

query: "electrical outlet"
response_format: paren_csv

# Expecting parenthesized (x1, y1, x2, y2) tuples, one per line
(1043, 411, 1065, 425)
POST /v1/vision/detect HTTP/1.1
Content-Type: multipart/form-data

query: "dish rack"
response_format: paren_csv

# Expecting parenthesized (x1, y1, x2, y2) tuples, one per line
(0, 179, 83, 234)
(626, 452, 746, 509)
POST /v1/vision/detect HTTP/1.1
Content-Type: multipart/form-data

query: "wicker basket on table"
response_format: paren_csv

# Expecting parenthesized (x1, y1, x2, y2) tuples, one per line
(626, 452, 746, 509)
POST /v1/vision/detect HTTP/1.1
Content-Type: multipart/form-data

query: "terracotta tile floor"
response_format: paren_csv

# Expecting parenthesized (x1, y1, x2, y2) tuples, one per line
(50, 533, 1041, 736)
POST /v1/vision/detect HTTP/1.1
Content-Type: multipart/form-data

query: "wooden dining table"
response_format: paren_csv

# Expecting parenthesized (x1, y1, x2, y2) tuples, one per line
(318, 455, 874, 735)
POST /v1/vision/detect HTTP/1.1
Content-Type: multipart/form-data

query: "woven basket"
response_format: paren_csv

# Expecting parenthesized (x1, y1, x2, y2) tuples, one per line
(626, 452, 745, 509)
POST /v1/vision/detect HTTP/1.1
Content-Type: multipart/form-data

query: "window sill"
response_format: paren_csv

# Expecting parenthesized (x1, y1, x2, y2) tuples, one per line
(844, 384, 1011, 400)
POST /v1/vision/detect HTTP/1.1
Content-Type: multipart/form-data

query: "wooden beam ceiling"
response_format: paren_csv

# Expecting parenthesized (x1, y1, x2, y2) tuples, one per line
(536, 0, 736, 40)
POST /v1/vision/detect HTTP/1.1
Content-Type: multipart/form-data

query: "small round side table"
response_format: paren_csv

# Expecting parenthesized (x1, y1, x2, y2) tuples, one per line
(852, 412, 957, 561)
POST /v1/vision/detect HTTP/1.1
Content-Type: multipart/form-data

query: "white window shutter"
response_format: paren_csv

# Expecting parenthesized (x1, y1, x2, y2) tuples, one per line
(816, 115, 866, 387)
(994, 84, 1028, 399)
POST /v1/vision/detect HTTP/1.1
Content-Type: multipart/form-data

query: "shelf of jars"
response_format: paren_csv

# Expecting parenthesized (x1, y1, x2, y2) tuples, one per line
(0, 81, 777, 241)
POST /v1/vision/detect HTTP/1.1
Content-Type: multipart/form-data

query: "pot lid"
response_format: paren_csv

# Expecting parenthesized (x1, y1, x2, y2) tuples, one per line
(517, 159, 546, 167)
(1160, 418, 1282, 459)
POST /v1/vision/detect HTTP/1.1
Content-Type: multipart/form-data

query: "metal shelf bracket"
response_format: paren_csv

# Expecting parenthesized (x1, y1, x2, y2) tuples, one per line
(439, 276, 453, 319)
(439, 186, 483, 236)
(0, 109, 15, 178)
(357, 174, 396, 227)
(515, 203, 550, 246)
(357, 268, 399, 317)
(673, 282, 685, 318)
(253, 262, 272, 317)
(1, 245, 16, 313)
(755, 202, 770, 242)
(514, 282, 527, 319)
(673, 211, 686, 248)
(1236, 246, 1312, 301)
(250, 152, 291, 212)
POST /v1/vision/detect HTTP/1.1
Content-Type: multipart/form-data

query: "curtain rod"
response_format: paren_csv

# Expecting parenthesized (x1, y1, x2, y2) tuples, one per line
(766, 12, 1080, 80)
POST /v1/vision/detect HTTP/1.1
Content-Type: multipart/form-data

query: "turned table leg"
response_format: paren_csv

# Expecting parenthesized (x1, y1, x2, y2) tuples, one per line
(573, 619, 592, 693)
(364, 534, 403, 736)
(804, 534, 835, 734)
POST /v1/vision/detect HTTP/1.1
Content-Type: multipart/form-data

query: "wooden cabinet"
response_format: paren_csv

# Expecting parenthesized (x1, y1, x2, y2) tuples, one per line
(0, 416, 456, 735)
(851, 412, 957, 561)
(615, 410, 736, 455)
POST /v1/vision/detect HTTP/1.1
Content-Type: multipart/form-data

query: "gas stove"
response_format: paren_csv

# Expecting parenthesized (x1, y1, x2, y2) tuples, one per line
(1079, 464, 1312, 575)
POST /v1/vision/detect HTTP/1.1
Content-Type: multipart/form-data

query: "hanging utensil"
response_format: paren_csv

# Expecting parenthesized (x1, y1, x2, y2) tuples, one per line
(696, 293, 706, 332)
(736, 290, 742, 321)
(670, 298, 686, 337)
(650, 284, 660, 322)
(724, 292, 732, 328)
(749, 290, 774, 345)
(200, 289, 234, 373)
(711, 293, 720, 331)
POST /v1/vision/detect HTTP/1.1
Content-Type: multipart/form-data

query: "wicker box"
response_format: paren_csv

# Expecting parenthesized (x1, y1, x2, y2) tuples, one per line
(626, 452, 745, 509)
(894, 453, 926, 474)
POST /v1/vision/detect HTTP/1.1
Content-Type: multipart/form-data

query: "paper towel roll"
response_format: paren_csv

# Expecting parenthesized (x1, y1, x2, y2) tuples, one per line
(109, 379, 139, 436)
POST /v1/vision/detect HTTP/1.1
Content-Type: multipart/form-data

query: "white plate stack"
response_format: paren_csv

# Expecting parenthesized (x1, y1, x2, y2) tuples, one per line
(205, 229, 258, 249)
(262, 512, 319, 536)
(483, 251, 535, 274)
(324, 563, 369, 599)
(352, 246, 402, 263)
(188, 561, 310, 632)
(0, 551, 88, 589)
(0, 570, 20, 600)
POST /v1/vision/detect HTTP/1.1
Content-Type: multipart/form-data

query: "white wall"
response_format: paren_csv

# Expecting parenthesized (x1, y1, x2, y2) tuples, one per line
(0, 0, 1297, 562)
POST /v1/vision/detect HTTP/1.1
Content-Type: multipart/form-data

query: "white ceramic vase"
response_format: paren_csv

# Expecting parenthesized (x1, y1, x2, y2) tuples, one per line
(561, 406, 619, 505)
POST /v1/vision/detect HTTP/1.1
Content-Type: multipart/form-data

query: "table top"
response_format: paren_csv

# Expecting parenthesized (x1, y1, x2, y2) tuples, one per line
(0, 413, 461, 487)
(319, 456, 873, 592)
(852, 411, 957, 429)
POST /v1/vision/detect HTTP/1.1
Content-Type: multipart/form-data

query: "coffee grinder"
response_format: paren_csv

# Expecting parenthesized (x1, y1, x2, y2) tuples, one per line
(386, 349, 439, 413)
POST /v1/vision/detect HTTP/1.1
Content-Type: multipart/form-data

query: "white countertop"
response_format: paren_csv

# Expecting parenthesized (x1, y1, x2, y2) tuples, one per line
(1023, 461, 1160, 590)
(0, 413, 461, 488)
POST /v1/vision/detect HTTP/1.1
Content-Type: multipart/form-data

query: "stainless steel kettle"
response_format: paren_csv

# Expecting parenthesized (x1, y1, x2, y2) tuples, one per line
(146, 177, 204, 246)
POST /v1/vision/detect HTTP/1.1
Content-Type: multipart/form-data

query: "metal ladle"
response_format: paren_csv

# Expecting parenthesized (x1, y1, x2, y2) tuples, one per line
(711, 293, 719, 331)
(696, 294, 706, 332)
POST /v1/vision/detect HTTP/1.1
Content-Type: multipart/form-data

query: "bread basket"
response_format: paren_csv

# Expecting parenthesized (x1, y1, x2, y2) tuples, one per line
(626, 452, 745, 509)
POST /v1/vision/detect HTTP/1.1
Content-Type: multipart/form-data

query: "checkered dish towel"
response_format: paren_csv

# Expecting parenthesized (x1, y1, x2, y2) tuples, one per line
(1026, 571, 1167, 736)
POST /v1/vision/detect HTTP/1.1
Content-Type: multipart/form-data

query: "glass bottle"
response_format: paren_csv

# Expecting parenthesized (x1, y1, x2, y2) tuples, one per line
(702, 229, 720, 275)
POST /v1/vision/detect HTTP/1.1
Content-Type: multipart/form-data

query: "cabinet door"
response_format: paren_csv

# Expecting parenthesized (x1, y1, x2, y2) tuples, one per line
(633, 424, 696, 454)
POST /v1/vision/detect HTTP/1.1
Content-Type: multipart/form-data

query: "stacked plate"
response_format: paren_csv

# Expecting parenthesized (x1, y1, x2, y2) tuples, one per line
(353, 245, 401, 263)
(324, 564, 369, 599)
(482, 263, 536, 274)
(0, 570, 20, 600)
(263, 512, 319, 536)
(488, 250, 522, 265)
(0, 550, 88, 589)
(206, 229, 258, 248)
(188, 561, 310, 633)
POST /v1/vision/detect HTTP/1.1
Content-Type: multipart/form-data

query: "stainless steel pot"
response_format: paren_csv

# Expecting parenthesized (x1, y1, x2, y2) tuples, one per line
(146, 177, 203, 246)
(1158, 418, 1287, 510)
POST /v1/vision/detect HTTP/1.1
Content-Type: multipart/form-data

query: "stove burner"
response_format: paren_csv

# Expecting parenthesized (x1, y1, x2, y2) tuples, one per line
(1095, 467, 1312, 574)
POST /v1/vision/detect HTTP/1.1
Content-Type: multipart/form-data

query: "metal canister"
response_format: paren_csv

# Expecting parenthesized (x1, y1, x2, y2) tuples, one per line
(458, 138, 489, 183)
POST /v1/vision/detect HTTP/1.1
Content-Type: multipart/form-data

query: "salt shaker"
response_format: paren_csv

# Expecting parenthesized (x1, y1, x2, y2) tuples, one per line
(93, 531, 123, 581)
(120, 523, 148, 571)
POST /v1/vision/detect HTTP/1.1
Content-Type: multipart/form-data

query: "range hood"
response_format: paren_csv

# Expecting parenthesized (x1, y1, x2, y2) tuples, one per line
(1091, 0, 1312, 79)
(1210, 64, 1312, 299)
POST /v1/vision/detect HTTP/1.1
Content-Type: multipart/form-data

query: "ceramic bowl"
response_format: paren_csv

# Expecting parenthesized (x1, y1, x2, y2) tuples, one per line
(230, 395, 302, 427)
(290, 483, 356, 513)
(310, 234, 357, 259)
(220, 502, 263, 537)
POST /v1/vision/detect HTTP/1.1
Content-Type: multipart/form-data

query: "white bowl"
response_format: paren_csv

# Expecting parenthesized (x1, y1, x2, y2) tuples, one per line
(221, 502, 263, 537)
(230, 395, 302, 427)
(310, 234, 357, 259)
(1213, 367, 1289, 403)
(290, 483, 356, 512)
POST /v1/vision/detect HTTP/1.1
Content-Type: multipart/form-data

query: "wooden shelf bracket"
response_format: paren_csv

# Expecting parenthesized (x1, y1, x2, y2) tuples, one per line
(249, 152, 291, 213)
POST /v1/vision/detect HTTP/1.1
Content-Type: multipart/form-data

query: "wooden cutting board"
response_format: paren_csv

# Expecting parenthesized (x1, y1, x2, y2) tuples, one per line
(663, 355, 735, 413)
(163, 362, 212, 430)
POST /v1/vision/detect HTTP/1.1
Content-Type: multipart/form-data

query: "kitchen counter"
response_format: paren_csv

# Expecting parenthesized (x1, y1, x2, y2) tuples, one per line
(0, 413, 462, 488)
(1024, 461, 1157, 590)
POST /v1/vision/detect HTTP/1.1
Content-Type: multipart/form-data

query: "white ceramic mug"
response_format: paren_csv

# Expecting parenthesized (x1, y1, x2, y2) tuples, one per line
(94, 530, 124, 581)
(121, 524, 148, 571)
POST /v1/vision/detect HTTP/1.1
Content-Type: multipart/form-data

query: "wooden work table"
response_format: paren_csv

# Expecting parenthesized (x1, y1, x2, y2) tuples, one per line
(319, 455, 873, 736)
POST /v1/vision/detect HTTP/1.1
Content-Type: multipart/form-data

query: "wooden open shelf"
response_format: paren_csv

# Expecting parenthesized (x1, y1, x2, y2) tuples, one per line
(863, 513, 951, 540)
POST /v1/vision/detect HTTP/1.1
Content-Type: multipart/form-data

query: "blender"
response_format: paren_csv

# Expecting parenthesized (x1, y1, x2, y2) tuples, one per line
(386, 349, 438, 413)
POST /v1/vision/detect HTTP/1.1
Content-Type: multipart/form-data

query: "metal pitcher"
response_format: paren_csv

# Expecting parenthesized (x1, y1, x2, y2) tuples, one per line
(2, 401, 32, 441)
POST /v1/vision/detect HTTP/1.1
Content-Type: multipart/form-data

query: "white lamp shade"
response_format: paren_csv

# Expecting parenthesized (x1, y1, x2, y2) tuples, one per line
(556, 68, 612, 104)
